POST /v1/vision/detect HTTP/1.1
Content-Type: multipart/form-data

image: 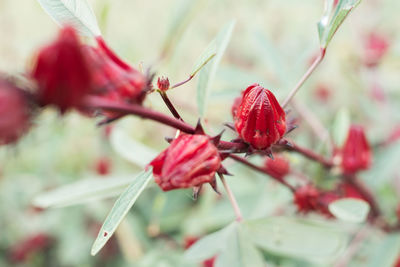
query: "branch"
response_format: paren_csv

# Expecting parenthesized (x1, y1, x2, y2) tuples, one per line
(219, 174, 243, 222)
(282, 48, 326, 108)
(282, 141, 334, 168)
(159, 91, 183, 121)
(228, 154, 295, 192)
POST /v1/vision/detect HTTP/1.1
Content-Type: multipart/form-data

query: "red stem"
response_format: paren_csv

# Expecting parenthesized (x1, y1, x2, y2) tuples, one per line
(170, 75, 194, 89)
(228, 154, 295, 192)
(159, 92, 183, 121)
(283, 141, 334, 168)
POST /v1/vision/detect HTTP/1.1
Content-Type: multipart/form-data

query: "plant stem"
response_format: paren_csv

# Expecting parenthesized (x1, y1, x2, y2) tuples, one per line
(170, 75, 194, 89)
(282, 141, 334, 168)
(282, 48, 326, 108)
(219, 174, 243, 222)
(228, 154, 295, 192)
(344, 175, 381, 218)
(159, 91, 183, 120)
(84, 96, 196, 134)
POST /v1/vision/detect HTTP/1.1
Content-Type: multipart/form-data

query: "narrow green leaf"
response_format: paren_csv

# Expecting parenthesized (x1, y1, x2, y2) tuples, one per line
(110, 125, 158, 168)
(246, 217, 348, 263)
(161, 0, 201, 58)
(197, 20, 235, 117)
(36, 0, 101, 37)
(329, 198, 370, 223)
(332, 108, 350, 147)
(33, 176, 136, 208)
(317, 0, 361, 48)
(91, 168, 153, 256)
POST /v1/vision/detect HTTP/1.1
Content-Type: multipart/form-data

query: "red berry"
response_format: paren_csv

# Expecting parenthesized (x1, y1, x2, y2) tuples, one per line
(0, 80, 32, 145)
(149, 134, 221, 191)
(157, 76, 170, 92)
(234, 84, 286, 150)
(340, 125, 372, 174)
(294, 185, 320, 213)
(264, 155, 290, 180)
(32, 27, 92, 112)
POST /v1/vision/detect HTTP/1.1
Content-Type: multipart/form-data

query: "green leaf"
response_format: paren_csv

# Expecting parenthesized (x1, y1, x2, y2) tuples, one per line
(110, 125, 158, 168)
(366, 233, 400, 267)
(332, 107, 350, 147)
(161, 0, 202, 58)
(36, 0, 101, 37)
(246, 217, 348, 263)
(185, 222, 265, 267)
(197, 20, 235, 117)
(317, 0, 361, 48)
(184, 222, 237, 262)
(329, 198, 370, 223)
(32, 176, 136, 208)
(215, 224, 265, 267)
(91, 168, 153, 256)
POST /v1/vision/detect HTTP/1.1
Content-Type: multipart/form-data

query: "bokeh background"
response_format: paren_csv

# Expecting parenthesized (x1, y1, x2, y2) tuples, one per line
(0, 0, 400, 266)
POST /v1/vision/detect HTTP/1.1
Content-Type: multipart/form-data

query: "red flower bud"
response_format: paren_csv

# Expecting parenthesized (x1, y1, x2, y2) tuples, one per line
(149, 134, 221, 191)
(364, 32, 389, 68)
(234, 84, 286, 150)
(9, 233, 52, 263)
(32, 27, 92, 112)
(264, 155, 290, 180)
(340, 125, 372, 174)
(84, 43, 147, 104)
(294, 185, 319, 213)
(0, 80, 32, 145)
(157, 76, 170, 92)
(95, 157, 111, 176)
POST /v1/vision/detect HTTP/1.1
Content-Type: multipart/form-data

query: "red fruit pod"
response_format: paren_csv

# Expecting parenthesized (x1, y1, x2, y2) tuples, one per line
(84, 41, 147, 105)
(149, 134, 221, 191)
(264, 155, 290, 180)
(234, 83, 286, 150)
(364, 32, 389, 68)
(293, 184, 319, 213)
(0, 80, 32, 145)
(340, 125, 372, 174)
(32, 26, 92, 112)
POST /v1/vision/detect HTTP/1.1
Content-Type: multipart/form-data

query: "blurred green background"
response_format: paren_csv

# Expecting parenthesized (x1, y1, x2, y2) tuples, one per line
(0, 0, 400, 266)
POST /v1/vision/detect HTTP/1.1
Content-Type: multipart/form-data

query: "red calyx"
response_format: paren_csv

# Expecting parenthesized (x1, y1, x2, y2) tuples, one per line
(9, 233, 53, 263)
(149, 134, 221, 191)
(364, 32, 389, 68)
(0, 80, 32, 145)
(32, 26, 92, 112)
(264, 154, 290, 180)
(157, 76, 170, 92)
(293, 184, 320, 213)
(340, 125, 372, 175)
(83, 43, 147, 105)
(234, 83, 286, 150)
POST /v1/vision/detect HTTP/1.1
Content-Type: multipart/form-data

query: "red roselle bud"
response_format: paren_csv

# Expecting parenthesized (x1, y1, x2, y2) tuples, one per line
(234, 84, 286, 150)
(95, 157, 111, 176)
(9, 233, 52, 263)
(264, 155, 290, 180)
(157, 76, 170, 92)
(0, 80, 32, 145)
(149, 134, 221, 191)
(340, 125, 372, 175)
(84, 39, 147, 105)
(293, 184, 320, 213)
(32, 26, 92, 112)
(364, 32, 389, 68)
